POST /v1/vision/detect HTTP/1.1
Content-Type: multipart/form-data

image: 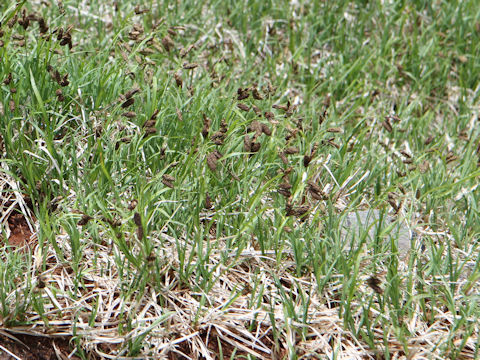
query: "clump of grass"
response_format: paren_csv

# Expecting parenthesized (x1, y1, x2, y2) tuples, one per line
(0, 0, 479, 359)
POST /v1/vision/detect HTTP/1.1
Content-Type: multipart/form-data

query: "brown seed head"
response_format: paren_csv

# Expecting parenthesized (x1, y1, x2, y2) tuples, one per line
(264, 111, 274, 120)
(121, 98, 135, 108)
(77, 214, 93, 226)
(252, 87, 263, 100)
(366, 276, 383, 294)
(176, 107, 183, 121)
(244, 134, 252, 152)
(251, 142, 261, 153)
(284, 146, 299, 155)
(382, 119, 393, 132)
(261, 123, 272, 136)
(162, 174, 175, 188)
(183, 62, 198, 69)
(161, 35, 174, 52)
(122, 111, 135, 118)
(237, 103, 250, 112)
(128, 199, 138, 211)
(180, 44, 195, 58)
(205, 192, 213, 209)
(133, 212, 142, 226)
(206, 152, 218, 171)
(174, 71, 183, 87)
(124, 88, 140, 99)
(237, 87, 250, 100)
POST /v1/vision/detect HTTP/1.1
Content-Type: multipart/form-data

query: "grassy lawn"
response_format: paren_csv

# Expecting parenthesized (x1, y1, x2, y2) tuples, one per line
(1, 0, 480, 358)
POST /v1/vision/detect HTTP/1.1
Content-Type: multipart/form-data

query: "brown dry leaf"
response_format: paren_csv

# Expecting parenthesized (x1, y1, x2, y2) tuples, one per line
(387, 114, 401, 122)
(458, 54, 468, 63)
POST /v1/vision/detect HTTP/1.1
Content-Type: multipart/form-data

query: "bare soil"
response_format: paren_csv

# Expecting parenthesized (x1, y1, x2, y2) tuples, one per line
(0, 332, 81, 360)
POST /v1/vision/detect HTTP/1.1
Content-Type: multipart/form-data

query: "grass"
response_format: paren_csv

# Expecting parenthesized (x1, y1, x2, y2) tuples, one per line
(0, 0, 479, 358)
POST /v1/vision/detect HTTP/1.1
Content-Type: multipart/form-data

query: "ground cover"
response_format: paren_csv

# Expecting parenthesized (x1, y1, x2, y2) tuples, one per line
(0, 0, 479, 358)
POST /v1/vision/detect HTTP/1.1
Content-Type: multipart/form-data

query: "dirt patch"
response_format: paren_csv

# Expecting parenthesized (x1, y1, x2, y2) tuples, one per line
(6, 212, 33, 249)
(0, 332, 81, 360)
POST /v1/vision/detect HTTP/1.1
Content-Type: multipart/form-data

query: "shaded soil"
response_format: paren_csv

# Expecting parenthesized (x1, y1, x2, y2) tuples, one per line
(0, 333, 81, 360)
(6, 212, 33, 249)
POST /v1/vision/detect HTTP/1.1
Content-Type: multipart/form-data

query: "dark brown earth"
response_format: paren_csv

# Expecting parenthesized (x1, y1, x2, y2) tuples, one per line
(6, 211, 33, 249)
(1, 205, 84, 359)
(0, 332, 81, 360)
